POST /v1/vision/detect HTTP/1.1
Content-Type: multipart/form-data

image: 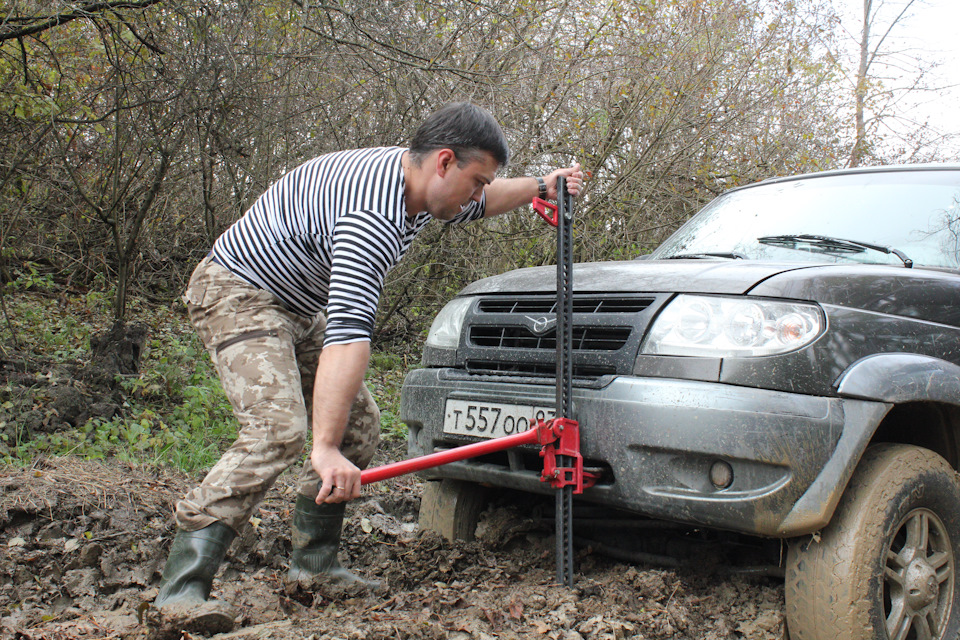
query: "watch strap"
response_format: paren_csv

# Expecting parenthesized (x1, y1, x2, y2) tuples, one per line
(536, 176, 548, 199)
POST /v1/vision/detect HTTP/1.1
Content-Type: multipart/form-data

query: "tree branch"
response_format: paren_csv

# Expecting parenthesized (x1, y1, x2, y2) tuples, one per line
(0, 0, 163, 42)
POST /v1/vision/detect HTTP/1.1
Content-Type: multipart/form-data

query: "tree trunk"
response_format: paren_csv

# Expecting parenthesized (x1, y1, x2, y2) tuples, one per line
(850, 0, 872, 168)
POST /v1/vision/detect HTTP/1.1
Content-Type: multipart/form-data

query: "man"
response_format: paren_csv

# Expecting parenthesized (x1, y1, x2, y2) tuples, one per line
(152, 102, 583, 628)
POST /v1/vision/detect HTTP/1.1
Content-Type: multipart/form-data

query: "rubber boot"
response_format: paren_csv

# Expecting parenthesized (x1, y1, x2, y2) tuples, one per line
(287, 494, 381, 588)
(152, 521, 237, 633)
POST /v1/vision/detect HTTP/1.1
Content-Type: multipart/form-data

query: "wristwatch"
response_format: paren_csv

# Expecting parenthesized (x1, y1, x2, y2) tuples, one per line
(536, 176, 547, 200)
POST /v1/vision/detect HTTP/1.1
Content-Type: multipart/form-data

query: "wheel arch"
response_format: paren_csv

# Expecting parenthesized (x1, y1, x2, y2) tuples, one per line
(835, 353, 960, 469)
(836, 353, 960, 406)
(869, 402, 960, 470)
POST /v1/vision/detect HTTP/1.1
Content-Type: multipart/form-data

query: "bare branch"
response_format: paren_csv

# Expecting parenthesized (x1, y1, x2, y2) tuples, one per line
(0, 0, 163, 42)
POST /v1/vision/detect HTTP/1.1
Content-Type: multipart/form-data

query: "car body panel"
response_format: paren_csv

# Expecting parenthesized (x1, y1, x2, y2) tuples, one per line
(748, 265, 960, 326)
(458, 261, 811, 297)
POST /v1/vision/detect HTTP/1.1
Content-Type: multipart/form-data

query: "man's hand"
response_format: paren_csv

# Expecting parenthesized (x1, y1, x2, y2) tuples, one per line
(310, 341, 370, 504)
(542, 163, 584, 199)
(312, 443, 361, 504)
(483, 162, 587, 218)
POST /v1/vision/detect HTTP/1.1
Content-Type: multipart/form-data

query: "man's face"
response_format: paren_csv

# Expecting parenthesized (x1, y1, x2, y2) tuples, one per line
(426, 150, 499, 221)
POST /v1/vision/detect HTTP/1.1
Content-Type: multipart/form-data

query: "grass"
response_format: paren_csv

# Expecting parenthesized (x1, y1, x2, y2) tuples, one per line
(366, 350, 416, 441)
(0, 285, 416, 472)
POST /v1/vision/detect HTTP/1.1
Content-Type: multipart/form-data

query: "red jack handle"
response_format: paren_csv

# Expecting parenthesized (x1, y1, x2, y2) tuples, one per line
(359, 418, 598, 492)
(533, 197, 559, 227)
(360, 427, 541, 485)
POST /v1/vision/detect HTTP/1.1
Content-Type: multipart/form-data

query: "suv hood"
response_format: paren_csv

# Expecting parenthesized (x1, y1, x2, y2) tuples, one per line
(458, 260, 809, 296)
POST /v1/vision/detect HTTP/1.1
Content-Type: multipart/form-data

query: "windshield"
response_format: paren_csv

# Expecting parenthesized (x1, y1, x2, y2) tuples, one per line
(650, 169, 960, 269)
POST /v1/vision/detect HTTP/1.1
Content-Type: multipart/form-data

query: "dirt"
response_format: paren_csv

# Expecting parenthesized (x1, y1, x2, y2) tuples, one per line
(0, 447, 788, 640)
(0, 321, 148, 447)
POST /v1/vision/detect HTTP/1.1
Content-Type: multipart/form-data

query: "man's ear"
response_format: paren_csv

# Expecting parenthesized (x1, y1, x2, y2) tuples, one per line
(435, 148, 456, 177)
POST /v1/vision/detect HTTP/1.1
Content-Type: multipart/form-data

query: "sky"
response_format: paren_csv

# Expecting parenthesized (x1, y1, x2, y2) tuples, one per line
(890, 0, 960, 137)
(834, 0, 960, 157)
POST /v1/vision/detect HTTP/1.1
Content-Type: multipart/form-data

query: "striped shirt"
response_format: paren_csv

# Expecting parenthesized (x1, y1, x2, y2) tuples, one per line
(211, 147, 485, 345)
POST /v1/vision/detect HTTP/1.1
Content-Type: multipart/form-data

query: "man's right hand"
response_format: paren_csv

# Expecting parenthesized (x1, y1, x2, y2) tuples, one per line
(542, 163, 584, 199)
(309, 341, 370, 504)
(312, 444, 361, 504)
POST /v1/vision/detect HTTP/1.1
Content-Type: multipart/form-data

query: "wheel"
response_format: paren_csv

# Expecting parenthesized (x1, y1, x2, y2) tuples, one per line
(785, 443, 960, 640)
(418, 479, 488, 542)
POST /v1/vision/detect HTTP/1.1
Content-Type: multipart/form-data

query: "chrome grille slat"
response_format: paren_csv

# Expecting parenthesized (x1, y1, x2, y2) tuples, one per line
(465, 360, 616, 377)
(470, 326, 631, 351)
(478, 297, 653, 314)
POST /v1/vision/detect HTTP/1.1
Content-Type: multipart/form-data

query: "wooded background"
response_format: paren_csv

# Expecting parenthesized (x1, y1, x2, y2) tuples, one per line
(0, 0, 950, 342)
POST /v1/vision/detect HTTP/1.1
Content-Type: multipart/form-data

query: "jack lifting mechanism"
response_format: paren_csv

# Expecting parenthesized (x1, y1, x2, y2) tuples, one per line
(354, 178, 593, 586)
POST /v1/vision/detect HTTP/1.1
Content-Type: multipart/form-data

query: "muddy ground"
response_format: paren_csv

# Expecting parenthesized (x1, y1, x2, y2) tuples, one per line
(1, 445, 787, 640)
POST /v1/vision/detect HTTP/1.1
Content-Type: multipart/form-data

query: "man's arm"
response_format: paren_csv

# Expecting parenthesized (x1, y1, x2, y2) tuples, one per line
(482, 163, 584, 218)
(311, 340, 370, 504)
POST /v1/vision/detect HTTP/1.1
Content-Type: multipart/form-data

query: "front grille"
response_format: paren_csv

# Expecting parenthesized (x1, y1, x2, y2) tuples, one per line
(455, 293, 665, 381)
(470, 326, 631, 351)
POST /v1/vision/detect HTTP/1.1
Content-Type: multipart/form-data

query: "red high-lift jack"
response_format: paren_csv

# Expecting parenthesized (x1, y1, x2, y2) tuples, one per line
(357, 178, 594, 586)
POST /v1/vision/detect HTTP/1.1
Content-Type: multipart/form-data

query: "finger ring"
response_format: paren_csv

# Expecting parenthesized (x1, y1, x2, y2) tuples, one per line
(334, 486, 343, 490)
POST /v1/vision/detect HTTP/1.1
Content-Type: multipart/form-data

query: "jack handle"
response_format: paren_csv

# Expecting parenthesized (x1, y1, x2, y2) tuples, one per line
(357, 418, 598, 493)
(533, 198, 559, 227)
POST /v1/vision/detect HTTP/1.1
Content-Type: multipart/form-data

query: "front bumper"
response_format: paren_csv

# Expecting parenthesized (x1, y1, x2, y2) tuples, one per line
(400, 369, 890, 537)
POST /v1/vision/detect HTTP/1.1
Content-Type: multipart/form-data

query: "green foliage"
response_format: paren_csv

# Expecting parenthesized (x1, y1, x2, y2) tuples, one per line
(9, 262, 56, 292)
(99, 336, 240, 471)
(0, 289, 417, 471)
(0, 321, 239, 471)
(3, 291, 94, 360)
(9, 410, 178, 466)
(367, 349, 414, 441)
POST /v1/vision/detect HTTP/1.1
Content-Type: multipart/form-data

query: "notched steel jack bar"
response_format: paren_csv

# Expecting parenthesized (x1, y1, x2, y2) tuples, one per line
(354, 179, 586, 586)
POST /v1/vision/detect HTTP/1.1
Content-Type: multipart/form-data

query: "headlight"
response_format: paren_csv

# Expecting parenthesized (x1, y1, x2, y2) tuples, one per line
(641, 294, 823, 357)
(425, 297, 473, 349)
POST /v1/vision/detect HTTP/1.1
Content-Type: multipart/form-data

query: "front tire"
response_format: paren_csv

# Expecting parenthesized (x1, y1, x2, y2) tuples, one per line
(785, 443, 960, 640)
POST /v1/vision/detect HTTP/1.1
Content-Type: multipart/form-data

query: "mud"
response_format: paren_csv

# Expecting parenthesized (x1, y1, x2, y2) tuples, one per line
(1, 450, 786, 639)
(0, 320, 148, 446)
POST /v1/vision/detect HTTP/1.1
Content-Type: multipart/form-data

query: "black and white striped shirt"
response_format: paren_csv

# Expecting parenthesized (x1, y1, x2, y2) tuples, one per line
(211, 147, 485, 345)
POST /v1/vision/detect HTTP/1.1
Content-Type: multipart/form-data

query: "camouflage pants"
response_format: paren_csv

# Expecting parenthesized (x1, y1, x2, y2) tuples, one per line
(175, 255, 381, 534)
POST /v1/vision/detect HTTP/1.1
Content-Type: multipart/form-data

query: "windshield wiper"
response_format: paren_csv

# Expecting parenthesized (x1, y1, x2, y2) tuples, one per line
(757, 234, 913, 268)
(665, 251, 748, 260)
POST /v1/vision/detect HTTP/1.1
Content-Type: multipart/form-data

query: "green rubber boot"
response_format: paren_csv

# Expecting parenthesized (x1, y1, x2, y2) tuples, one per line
(155, 521, 235, 608)
(287, 494, 381, 588)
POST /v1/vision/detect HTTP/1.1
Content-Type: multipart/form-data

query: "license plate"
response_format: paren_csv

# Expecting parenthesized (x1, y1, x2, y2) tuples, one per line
(443, 399, 555, 438)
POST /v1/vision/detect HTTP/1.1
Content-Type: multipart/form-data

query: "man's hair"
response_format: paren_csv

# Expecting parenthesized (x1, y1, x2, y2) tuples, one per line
(409, 102, 510, 167)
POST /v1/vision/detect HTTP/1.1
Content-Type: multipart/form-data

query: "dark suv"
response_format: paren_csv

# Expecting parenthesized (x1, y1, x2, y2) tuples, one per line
(399, 165, 960, 640)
